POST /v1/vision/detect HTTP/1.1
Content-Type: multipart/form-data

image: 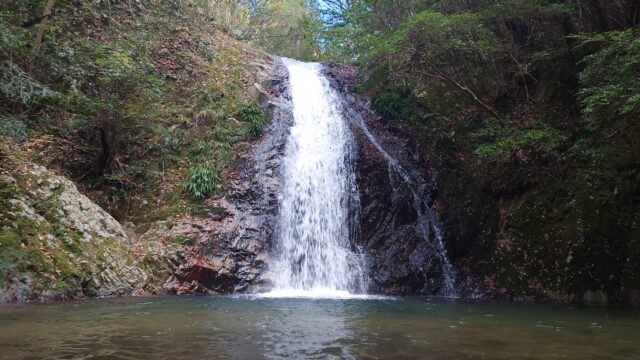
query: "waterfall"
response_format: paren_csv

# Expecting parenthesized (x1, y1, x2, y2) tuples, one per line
(340, 90, 458, 297)
(265, 58, 366, 297)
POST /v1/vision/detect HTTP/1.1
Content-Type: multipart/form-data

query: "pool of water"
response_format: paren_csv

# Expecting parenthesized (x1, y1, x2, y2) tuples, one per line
(0, 296, 637, 359)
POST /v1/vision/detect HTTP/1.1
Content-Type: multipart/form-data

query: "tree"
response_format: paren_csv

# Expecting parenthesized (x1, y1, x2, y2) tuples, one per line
(576, 29, 640, 144)
(372, 10, 504, 118)
(250, 0, 323, 60)
(572, 0, 640, 31)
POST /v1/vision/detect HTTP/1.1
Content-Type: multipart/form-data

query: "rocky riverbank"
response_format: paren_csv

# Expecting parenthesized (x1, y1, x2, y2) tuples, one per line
(0, 60, 282, 302)
(0, 145, 149, 302)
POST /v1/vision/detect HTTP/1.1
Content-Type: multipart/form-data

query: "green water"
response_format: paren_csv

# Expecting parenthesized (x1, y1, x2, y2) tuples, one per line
(0, 296, 637, 359)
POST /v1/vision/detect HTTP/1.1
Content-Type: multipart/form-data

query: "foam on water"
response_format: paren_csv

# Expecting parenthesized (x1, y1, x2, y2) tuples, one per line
(255, 289, 387, 300)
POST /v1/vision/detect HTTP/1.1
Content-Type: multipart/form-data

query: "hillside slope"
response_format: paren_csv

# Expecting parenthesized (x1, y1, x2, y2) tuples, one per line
(347, 2, 639, 304)
(1, 0, 274, 302)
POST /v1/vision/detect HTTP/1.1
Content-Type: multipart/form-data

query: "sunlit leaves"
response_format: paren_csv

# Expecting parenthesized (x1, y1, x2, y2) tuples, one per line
(474, 125, 567, 162)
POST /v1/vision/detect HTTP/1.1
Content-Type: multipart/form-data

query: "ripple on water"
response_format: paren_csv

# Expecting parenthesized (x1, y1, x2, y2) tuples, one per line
(0, 296, 637, 360)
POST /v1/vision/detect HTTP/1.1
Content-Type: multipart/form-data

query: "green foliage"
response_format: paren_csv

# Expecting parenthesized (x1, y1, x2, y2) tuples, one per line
(0, 21, 31, 53)
(0, 115, 29, 141)
(250, 0, 324, 60)
(182, 166, 219, 200)
(575, 30, 640, 132)
(394, 9, 502, 58)
(0, 61, 59, 104)
(322, 0, 505, 63)
(236, 103, 266, 134)
(474, 125, 567, 162)
(55, 37, 164, 114)
(362, 9, 505, 115)
(371, 87, 432, 124)
(484, 0, 571, 15)
(320, 1, 373, 62)
(194, 0, 251, 35)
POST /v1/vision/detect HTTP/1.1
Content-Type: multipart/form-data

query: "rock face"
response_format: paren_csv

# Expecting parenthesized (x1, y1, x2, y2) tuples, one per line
(0, 59, 457, 301)
(0, 151, 149, 302)
(167, 61, 458, 296)
(163, 60, 292, 294)
(323, 63, 455, 295)
(0, 55, 289, 301)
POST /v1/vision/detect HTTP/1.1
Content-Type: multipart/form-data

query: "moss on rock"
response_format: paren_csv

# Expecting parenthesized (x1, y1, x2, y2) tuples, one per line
(0, 143, 150, 302)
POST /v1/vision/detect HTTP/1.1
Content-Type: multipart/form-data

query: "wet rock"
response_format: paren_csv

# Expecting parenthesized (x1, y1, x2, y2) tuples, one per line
(163, 59, 292, 295)
(163, 59, 456, 297)
(323, 62, 453, 295)
(168, 262, 236, 294)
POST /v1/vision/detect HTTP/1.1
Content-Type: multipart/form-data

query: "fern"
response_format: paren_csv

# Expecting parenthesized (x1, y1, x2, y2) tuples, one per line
(0, 61, 59, 104)
(236, 104, 266, 135)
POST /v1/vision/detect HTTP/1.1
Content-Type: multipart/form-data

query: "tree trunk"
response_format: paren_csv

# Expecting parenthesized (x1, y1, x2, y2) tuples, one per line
(31, 0, 56, 61)
(416, 70, 502, 122)
(96, 89, 117, 174)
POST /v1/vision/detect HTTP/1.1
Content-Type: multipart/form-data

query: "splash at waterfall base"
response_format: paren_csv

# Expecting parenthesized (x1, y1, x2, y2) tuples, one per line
(164, 59, 461, 298)
(265, 59, 367, 297)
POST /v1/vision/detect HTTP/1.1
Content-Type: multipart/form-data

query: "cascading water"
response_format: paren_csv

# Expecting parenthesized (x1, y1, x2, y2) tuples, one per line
(265, 58, 366, 298)
(340, 91, 458, 297)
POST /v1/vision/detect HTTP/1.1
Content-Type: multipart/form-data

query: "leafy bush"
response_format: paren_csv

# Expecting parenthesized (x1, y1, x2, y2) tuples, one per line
(236, 103, 266, 134)
(0, 115, 28, 141)
(182, 166, 219, 200)
(474, 125, 567, 162)
(575, 30, 640, 132)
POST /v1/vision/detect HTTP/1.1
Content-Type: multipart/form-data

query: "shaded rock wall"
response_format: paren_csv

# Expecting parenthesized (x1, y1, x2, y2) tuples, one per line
(323, 63, 455, 296)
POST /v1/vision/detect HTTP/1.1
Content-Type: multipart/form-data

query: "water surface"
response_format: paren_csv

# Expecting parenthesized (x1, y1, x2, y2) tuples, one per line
(0, 296, 637, 359)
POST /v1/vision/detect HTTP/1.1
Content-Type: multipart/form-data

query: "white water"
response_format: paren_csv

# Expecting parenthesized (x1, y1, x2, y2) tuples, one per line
(341, 104, 458, 297)
(264, 59, 366, 298)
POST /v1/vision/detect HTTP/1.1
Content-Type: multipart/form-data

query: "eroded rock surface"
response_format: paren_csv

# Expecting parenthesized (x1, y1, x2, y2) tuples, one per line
(0, 149, 149, 302)
(163, 60, 292, 294)
(323, 63, 453, 295)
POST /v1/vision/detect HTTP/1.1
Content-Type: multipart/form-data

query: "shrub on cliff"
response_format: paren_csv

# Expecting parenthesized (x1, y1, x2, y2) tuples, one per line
(236, 103, 266, 135)
(183, 166, 219, 200)
(576, 29, 640, 134)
